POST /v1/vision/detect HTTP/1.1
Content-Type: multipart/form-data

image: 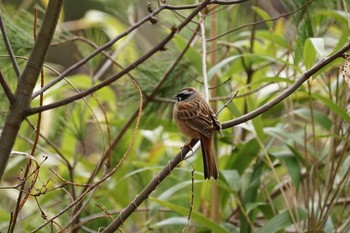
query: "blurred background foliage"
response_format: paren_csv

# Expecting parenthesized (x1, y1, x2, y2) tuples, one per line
(0, 0, 350, 232)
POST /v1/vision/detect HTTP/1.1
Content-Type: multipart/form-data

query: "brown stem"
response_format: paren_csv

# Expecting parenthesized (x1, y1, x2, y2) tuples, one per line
(0, 0, 63, 180)
(5, 1, 63, 231)
(26, 0, 221, 116)
(31, 0, 249, 99)
(102, 139, 197, 232)
(0, 14, 21, 78)
(30, 14, 202, 233)
(0, 71, 15, 103)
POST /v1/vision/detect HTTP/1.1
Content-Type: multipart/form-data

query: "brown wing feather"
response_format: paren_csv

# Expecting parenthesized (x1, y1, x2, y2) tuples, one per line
(173, 88, 221, 179)
(175, 99, 216, 138)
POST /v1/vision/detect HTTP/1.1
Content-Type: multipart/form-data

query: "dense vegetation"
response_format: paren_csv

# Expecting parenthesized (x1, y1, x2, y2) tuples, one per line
(0, 0, 350, 232)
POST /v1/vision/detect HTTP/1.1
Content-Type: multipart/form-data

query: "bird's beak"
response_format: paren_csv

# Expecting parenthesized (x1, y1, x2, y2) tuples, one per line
(172, 95, 177, 101)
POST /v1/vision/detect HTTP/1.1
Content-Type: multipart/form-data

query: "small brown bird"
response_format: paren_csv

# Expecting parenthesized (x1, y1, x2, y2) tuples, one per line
(173, 87, 222, 179)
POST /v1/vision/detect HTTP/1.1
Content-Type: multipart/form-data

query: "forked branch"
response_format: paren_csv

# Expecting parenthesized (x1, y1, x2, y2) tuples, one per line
(0, 0, 63, 180)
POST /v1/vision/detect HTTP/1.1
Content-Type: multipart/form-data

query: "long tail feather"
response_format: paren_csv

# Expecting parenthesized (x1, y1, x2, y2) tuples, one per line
(200, 135, 218, 179)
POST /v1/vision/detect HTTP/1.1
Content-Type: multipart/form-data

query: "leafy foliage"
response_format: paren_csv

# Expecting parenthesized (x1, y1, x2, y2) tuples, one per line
(0, 0, 350, 232)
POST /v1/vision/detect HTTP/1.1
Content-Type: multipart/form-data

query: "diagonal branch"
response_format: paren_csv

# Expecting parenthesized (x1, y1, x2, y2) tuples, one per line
(102, 42, 350, 232)
(0, 0, 63, 181)
(27, 0, 213, 116)
(0, 71, 15, 103)
(0, 13, 21, 78)
(30, 4, 166, 99)
(222, 42, 350, 129)
(31, 0, 249, 99)
(102, 139, 197, 232)
(29, 3, 205, 232)
(207, 0, 314, 42)
(81, 24, 200, 193)
(27, 26, 177, 115)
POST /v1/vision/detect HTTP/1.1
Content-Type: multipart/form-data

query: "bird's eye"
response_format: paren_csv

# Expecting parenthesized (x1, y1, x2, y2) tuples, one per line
(177, 93, 191, 101)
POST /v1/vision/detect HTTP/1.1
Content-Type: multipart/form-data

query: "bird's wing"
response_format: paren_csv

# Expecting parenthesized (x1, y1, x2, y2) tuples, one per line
(175, 100, 214, 138)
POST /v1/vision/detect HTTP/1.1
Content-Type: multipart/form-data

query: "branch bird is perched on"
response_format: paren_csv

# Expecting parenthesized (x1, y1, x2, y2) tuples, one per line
(173, 87, 222, 179)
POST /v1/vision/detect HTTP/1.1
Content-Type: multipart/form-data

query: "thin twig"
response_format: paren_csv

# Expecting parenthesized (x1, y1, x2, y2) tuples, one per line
(30, 62, 145, 233)
(102, 3, 213, 232)
(199, 10, 209, 101)
(164, 0, 248, 10)
(9, 8, 45, 232)
(31, 0, 249, 99)
(0, 13, 21, 78)
(30, 5, 166, 99)
(207, 0, 314, 42)
(77, 23, 201, 209)
(0, 0, 63, 181)
(102, 42, 350, 232)
(221, 42, 350, 129)
(190, 75, 231, 90)
(0, 71, 15, 103)
(27, 0, 221, 116)
(216, 91, 238, 115)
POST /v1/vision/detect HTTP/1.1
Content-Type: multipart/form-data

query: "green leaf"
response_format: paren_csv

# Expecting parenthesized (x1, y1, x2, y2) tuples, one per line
(241, 76, 294, 91)
(252, 6, 273, 29)
(241, 160, 264, 233)
(258, 204, 275, 221)
(339, 156, 350, 180)
(226, 138, 260, 175)
(157, 180, 198, 200)
(282, 156, 302, 192)
(83, 10, 126, 38)
(208, 54, 301, 80)
(303, 38, 324, 69)
(315, 10, 350, 25)
(150, 197, 230, 233)
(246, 202, 267, 214)
(247, 95, 266, 142)
(207, 55, 241, 79)
(81, 10, 137, 63)
(291, 108, 332, 130)
(311, 93, 350, 124)
(150, 217, 189, 228)
(221, 170, 241, 192)
(255, 30, 289, 48)
(286, 145, 307, 167)
(256, 208, 308, 233)
(172, 34, 202, 73)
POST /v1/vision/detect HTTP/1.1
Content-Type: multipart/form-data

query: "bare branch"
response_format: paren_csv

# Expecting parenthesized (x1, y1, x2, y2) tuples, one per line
(211, 0, 249, 4)
(0, 0, 63, 180)
(199, 10, 209, 101)
(207, 0, 314, 42)
(31, 0, 249, 99)
(0, 13, 21, 78)
(164, 0, 249, 9)
(27, 0, 213, 116)
(0, 71, 15, 103)
(221, 42, 350, 129)
(102, 138, 197, 232)
(29, 15, 202, 233)
(100, 42, 350, 232)
(30, 5, 167, 99)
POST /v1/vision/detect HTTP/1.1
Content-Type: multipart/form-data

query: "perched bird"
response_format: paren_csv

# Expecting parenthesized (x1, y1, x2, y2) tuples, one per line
(173, 87, 222, 179)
